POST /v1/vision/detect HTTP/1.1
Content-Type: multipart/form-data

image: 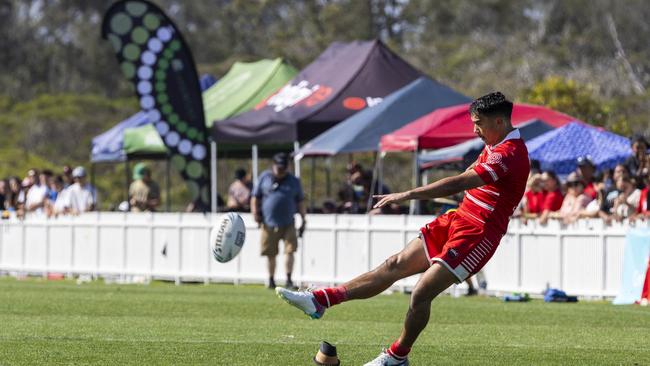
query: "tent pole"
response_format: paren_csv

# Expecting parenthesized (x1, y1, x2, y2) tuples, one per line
(125, 160, 130, 210)
(252, 144, 259, 187)
(325, 157, 331, 197)
(90, 163, 96, 194)
(211, 140, 218, 214)
(166, 157, 171, 212)
(409, 147, 419, 215)
(310, 157, 316, 212)
(293, 141, 301, 178)
(366, 147, 381, 213)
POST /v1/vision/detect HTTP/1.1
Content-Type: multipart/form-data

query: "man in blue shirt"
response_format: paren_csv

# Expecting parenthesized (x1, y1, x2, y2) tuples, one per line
(251, 152, 306, 289)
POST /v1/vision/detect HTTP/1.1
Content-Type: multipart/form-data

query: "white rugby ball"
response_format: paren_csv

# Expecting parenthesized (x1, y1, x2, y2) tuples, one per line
(210, 212, 246, 263)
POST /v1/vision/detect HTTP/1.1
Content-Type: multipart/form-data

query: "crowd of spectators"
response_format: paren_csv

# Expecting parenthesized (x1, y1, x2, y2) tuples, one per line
(0, 165, 96, 218)
(518, 135, 650, 224)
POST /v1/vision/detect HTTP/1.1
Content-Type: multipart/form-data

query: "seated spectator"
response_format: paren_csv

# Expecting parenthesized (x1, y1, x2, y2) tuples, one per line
(24, 169, 51, 215)
(634, 175, 649, 220)
(55, 166, 96, 215)
(226, 168, 252, 212)
(612, 176, 641, 221)
(522, 173, 544, 219)
(129, 163, 160, 212)
(557, 172, 592, 224)
(530, 159, 541, 175)
(576, 155, 598, 199)
(624, 134, 649, 185)
(322, 199, 337, 214)
(538, 171, 564, 225)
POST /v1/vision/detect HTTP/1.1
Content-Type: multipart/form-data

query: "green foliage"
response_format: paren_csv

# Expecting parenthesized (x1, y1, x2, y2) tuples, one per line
(521, 76, 610, 127)
(0, 278, 649, 365)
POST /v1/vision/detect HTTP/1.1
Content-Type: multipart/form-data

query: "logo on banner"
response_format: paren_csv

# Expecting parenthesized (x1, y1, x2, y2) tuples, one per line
(258, 80, 333, 112)
(342, 96, 383, 110)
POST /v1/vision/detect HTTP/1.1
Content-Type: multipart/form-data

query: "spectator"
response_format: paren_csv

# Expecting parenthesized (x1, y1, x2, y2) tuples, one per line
(522, 173, 544, 218)
(251, 152, 306, 290)
(129, 163, 160, 212)
(635, 175, 650, 220)
(45, 175, 65, 217)
(576, 155, 598, 199)
(530, 159, 541, 175)
(226, 168, 252, 212)
(5, 176, 22, 211)
(538, 171, 564, 225)
(579, 181, 614, 224)
(612, 176, 640, 221)
(624, 134, 649, 185)
(0, 179, 6, 210)
(337, 163, 365, 213)
(24, 169, 50, 215)
(557, 172, 592, 224)
(62, 165, 74, 187)
(55, 166, 96, 215)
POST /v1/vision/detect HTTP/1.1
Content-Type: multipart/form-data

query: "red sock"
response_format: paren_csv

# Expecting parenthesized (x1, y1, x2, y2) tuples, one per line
(312, 286, 348, 308)
(387, 340, 411, 360)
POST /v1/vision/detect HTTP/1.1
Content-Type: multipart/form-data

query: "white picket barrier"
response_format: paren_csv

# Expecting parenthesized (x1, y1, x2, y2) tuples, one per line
(0, 212, 642, 297)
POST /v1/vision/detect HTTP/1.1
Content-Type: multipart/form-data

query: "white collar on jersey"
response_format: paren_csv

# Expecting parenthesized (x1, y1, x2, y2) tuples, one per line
(488, 128, 521, 150)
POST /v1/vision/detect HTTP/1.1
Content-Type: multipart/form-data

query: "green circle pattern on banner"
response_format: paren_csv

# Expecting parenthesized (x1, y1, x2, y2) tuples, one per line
(155, 70, 166, 80)
(131, 27, 149, 44)
(177, 122, 187, 133)
(126, 2, 147, 17)
(201, 187, 209, 205)
(120, 62, 135, 79)
(155, 82, 166, 92)
(108, 34, 122, 52)
(187, 128, 197, 139)
(171, 154, 186, 171)
(187, 180, 200, 200)
(162, 104, 172, 115)
(169, 114, 179, 124)
(143, 14, 160, 30)
(163, 49, 174, 59)
(186, 161, 203, 179)
(110, 13, 132, 35)
(157, 94, 168, 104)
(123, 44, 140, 61)
(170, 40, 181, 51)
(158, 59, 169, 70)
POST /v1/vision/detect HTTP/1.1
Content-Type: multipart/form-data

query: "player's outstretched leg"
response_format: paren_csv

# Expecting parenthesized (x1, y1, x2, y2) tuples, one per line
(364, 262, 457, 365)
(276, 237, 429, 319)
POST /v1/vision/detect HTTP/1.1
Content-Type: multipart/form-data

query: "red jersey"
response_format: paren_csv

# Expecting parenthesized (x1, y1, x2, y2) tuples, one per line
(524, 190, 544, 214)
(542, 189, 564, 211)
(456, 129, 530, 235)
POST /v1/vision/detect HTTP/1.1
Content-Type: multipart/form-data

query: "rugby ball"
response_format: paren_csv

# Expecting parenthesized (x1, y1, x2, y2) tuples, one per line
(210, 212, 246, 263)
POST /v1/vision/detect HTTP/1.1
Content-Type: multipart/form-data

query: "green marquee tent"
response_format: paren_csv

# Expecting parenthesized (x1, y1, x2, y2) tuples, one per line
(123, 124, 168, 159)
(203, 58, 297, 127)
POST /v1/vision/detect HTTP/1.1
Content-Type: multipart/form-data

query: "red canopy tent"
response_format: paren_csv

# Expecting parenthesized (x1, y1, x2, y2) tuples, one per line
(380, 103, 581, 152)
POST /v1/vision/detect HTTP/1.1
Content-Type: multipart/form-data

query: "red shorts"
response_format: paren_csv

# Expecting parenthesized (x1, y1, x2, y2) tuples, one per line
(419, 211, 502, 283)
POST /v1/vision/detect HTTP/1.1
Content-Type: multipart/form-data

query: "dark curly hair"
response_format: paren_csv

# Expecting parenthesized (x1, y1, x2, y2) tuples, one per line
(469, 91, 513, 120)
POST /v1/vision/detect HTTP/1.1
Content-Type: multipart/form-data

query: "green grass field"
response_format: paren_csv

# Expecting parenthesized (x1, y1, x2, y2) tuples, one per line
(0, 277, 648, 365)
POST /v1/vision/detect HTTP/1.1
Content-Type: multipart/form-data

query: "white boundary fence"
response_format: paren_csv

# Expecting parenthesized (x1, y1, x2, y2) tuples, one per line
(0, 213, 643, 298)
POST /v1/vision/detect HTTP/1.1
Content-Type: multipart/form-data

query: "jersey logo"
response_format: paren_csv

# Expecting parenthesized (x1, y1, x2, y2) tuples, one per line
(487, 152, 508, 172)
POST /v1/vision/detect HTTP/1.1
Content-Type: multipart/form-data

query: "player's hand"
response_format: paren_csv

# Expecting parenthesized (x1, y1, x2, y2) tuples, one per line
(298, 220, 306, 238)
(373, 192, 409, 209)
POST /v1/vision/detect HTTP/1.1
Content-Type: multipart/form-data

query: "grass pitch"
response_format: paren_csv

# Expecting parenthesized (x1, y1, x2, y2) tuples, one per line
(0, 277, 648, 365)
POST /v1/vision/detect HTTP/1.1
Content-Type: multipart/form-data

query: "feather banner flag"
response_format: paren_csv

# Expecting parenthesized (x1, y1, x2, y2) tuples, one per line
(102, 0, 210, 210)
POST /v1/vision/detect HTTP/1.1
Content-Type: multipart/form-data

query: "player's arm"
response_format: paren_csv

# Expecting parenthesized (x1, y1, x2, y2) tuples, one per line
(373, 169, 485, 208)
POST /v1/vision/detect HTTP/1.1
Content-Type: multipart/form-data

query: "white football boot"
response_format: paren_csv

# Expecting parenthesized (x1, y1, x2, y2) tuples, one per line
(363, 349, 409, 366)
(275, 287, 326, 319)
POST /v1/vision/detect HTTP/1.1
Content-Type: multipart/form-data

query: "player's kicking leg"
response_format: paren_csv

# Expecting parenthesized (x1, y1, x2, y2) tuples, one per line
(364, 261, 457, 365)
(276, 237, 430, 319)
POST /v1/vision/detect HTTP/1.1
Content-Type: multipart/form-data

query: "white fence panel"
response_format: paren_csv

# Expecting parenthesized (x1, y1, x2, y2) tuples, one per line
(0, 212, 645, 298)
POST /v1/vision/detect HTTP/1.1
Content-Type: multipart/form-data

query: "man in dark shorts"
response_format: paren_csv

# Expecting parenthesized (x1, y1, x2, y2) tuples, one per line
(275, 92, 530, 365)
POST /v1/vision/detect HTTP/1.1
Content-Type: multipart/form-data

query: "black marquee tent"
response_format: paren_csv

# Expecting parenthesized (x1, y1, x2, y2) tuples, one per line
(211, 40, 422, 144)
